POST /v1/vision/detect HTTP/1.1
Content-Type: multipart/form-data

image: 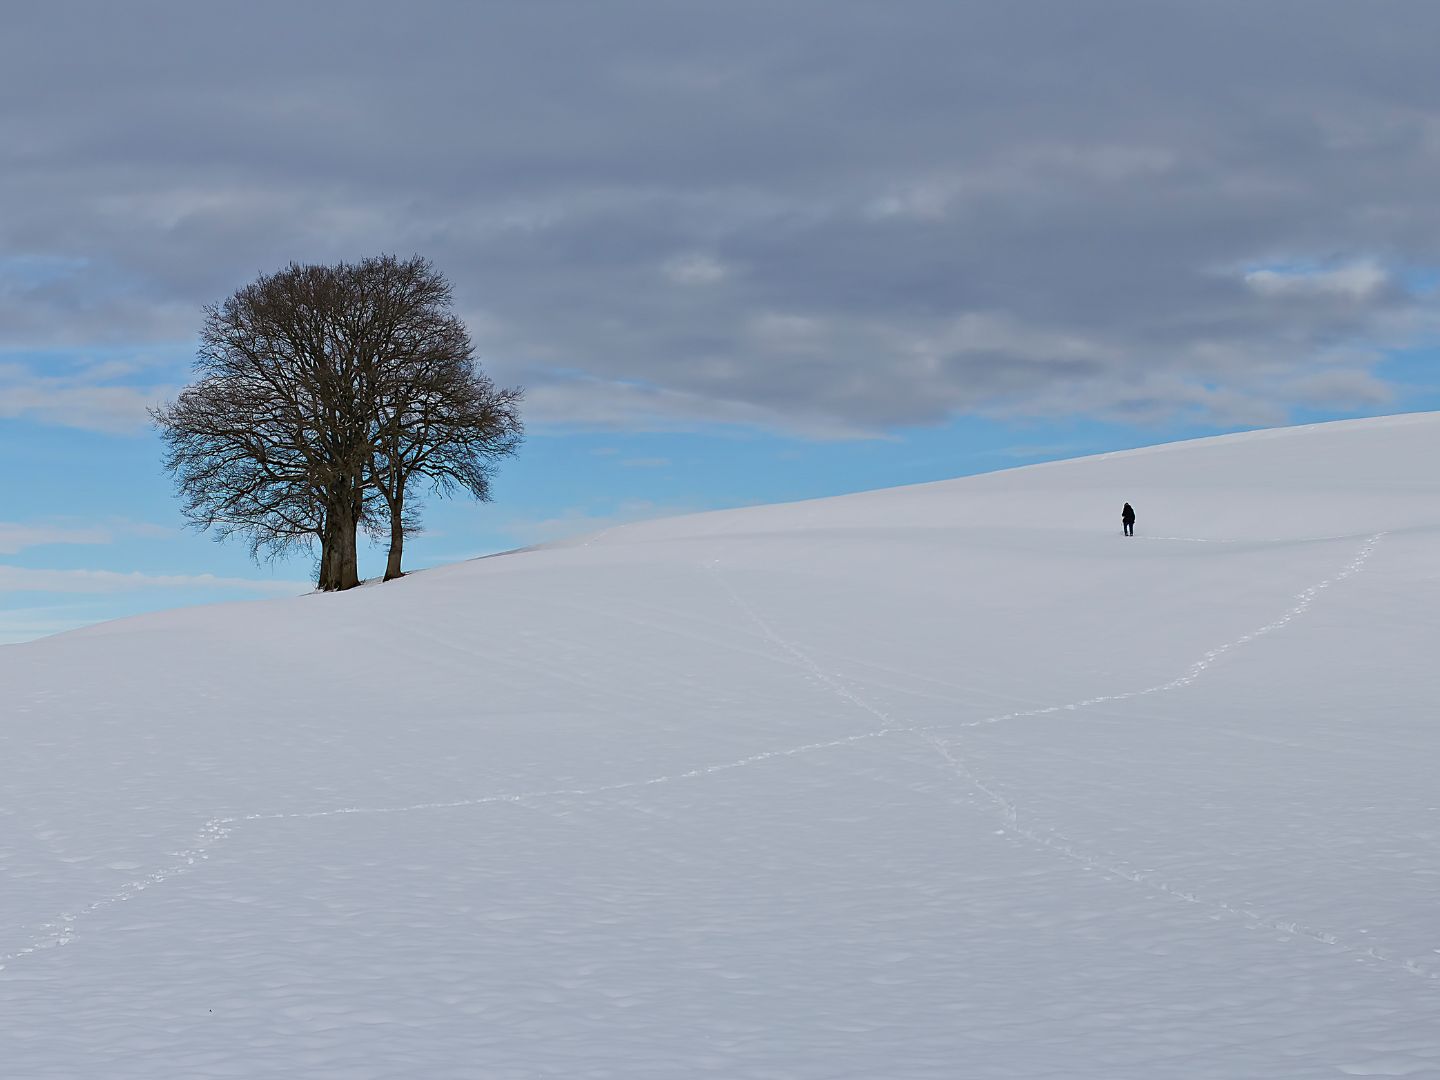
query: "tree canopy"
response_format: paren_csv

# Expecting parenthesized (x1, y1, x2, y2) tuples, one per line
(153, 255, 523, 590)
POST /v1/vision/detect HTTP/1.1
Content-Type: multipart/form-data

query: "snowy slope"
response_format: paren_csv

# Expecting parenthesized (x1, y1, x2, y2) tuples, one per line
(3, 413, 1440, 1079)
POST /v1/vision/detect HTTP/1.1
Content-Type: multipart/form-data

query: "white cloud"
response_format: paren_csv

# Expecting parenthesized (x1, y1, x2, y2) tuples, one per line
(0, 565, 307, 595)
(0, 518, 180, 554)
(1244, 262, 1389, 301)
(0, 362, 171, 433)
(0, 523, 111, 554)
(868, 143, 1178, 221)
(662, 253, 729, 286)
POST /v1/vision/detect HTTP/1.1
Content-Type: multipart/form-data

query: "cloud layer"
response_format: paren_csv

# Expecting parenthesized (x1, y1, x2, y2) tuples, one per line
(4, 0, 1438, 434)
(0, 517, 179, 554)
(0, 565, 307, 595)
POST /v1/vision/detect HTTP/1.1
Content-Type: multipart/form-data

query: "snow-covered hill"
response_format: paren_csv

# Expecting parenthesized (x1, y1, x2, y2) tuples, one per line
(4, 413, 1440, 1079)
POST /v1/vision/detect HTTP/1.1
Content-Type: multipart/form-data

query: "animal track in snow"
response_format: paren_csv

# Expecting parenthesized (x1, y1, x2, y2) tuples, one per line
(923, 729, 1440, 985)
(718, 533, 1440, 985)
(0, 533, 1388, 971)
(938, 532, 1385, 733)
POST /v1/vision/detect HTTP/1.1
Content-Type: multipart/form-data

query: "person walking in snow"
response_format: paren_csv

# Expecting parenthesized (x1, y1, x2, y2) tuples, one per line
(1121, 502, 1136, 537)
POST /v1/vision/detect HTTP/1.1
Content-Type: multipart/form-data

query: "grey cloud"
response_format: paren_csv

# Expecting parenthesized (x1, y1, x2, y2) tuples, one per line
(5, 0, 1440, 433)
(1287, 368, 1396, 408)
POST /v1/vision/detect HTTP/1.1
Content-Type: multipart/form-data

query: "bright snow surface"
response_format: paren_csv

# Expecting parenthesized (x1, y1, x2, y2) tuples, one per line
(4, 413, 1440, 1079)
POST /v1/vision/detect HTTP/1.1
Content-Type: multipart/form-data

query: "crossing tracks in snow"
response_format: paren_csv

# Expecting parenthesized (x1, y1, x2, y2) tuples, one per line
(712, 533, 1438, 985)
(0, 531, 1403, 983)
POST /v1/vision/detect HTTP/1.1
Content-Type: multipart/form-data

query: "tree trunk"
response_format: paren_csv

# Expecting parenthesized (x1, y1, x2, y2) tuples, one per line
(383, 496, 405, 581)
(318, 482, 362, 591)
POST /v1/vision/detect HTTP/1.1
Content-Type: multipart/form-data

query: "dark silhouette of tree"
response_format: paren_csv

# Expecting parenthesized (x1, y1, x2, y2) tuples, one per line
(153, 256, 522, 590)
(370, 354, 522, 581)
(360, 258, 523, 580)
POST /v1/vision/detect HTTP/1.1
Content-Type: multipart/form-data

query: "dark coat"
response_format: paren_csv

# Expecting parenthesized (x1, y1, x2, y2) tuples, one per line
(1121, 503, 1136, 525)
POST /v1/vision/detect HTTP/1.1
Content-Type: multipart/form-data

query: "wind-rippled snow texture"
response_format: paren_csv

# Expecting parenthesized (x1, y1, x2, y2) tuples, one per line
(4, 414, 1440, 1078)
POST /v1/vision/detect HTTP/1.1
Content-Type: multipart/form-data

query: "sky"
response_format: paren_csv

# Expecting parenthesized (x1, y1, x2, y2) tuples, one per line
(4, 0, 1440, 643)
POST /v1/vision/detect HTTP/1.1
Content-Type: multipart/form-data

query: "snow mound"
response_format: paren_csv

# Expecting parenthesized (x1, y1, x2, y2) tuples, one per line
(4, 412, 1440, 1079)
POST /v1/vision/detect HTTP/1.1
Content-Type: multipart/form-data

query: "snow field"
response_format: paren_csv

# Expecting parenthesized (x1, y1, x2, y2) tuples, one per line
(3, 413, 1440, 1077)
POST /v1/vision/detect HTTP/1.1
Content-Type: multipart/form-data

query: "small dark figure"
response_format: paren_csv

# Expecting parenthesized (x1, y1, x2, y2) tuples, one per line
(1121, 502, 1136, 537)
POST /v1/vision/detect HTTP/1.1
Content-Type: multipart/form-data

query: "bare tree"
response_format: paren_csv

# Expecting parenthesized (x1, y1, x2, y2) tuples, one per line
(345, 255, 523, 580)
(153, 255, 521, 591)
(370, 345, 523, 580)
